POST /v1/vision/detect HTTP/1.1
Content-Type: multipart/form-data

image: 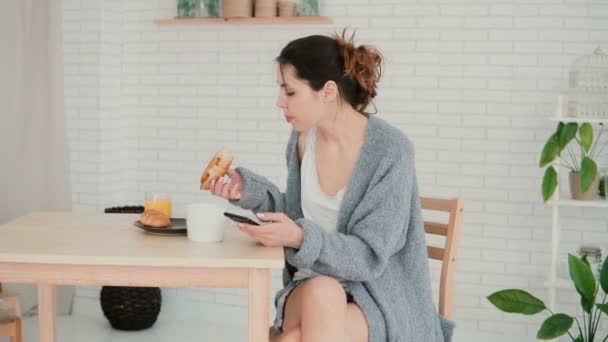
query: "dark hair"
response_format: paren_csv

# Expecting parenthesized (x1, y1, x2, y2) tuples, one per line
(276, 30, 383, 115)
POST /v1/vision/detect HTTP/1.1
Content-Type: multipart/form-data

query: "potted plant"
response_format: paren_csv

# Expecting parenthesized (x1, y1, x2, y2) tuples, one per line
(177, 0, 198, 17)
(200, 0, 221, 17)
(488, 254, 608, 341)
(299, 0, 320, 16)
(539, 122, 606, 202)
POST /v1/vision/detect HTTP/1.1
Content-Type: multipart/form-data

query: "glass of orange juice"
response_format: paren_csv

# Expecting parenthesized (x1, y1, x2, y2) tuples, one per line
(144, 192, 173, 217)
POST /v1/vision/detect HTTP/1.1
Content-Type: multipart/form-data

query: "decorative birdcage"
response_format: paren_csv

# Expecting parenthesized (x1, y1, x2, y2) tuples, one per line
(566, 46, 608, 119)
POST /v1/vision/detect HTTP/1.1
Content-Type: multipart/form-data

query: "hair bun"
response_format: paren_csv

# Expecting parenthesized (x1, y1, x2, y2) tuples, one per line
(335, 30, 382, 112)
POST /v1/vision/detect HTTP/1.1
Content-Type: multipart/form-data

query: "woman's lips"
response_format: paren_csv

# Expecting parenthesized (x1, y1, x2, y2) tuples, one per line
(285, 115, 294, 123)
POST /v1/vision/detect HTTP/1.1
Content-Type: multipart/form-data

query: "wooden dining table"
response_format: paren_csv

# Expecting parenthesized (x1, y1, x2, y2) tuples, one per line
(0, 212, 284, 342)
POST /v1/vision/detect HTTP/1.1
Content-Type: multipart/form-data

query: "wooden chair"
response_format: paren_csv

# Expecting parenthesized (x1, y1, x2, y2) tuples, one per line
(0, 283, 23, 342)
(269, 196, 464, 340)
(421, 196, 464, 320)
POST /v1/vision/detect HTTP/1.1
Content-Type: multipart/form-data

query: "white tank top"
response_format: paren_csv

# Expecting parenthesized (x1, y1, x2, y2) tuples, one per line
(293, 128, 346, 282)
(301, 127, 346, 231)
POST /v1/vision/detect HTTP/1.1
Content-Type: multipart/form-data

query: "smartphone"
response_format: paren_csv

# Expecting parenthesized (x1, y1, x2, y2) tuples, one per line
(224, 212, 261, 226)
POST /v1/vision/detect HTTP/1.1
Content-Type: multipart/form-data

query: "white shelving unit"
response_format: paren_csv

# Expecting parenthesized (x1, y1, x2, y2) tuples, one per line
(544, 95, 608, 310)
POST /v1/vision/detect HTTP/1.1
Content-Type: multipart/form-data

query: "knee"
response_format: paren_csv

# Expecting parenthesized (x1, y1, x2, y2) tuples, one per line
(299, 276, 347, 307)
(277, 326, 301, 342)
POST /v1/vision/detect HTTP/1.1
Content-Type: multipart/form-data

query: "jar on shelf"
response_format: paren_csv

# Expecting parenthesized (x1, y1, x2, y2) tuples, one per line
(567, 46, 608, 119)
(177, 0, 198, 17)
(298, 0, 320, 16)
(578, 245, 602, 278)
(278, 0, 297, 17)
(223, 0, 253, 18)
(199, 0, 221, 17)
(255, 0, 277, 17)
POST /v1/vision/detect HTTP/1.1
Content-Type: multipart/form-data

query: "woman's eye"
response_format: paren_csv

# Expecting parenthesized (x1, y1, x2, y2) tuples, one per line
(286, 92, 295, 96)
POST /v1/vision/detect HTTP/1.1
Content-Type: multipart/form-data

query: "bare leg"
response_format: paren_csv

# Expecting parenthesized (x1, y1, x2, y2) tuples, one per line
(346, 303, 369, 342)
(280, 276, 363, 342)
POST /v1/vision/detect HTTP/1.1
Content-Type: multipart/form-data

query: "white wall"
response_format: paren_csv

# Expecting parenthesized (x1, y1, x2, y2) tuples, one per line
(61, 0, 608, 338)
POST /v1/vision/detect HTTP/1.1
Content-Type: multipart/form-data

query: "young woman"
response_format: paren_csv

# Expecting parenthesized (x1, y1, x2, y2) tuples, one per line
(207, 32, 454, 342)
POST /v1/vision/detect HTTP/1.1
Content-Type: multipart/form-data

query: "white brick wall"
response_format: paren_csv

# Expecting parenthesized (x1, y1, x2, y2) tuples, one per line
(62, 0, 608, 338)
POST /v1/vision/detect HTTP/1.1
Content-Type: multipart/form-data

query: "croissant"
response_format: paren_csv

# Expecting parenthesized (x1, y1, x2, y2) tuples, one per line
(140, 209, 171, 228)
(200, 148, 233, 190)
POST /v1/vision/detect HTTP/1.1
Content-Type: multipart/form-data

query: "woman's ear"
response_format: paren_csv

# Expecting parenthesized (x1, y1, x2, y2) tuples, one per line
(321, 81, 339, 103)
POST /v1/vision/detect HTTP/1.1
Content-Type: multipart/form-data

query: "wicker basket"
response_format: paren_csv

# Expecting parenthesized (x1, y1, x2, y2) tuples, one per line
(101, 206, 162, 331)
(223, 0, 253, 18)
(100, 286, 162, 331)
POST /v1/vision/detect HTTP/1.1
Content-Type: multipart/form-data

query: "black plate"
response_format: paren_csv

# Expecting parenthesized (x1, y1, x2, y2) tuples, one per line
(134, 218, 187, 235)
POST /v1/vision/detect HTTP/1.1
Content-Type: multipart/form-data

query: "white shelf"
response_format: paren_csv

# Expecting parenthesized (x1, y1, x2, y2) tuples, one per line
(547, 198, 608, 208)
(550, 117, 608, 124)
(544, 278, 570, 289)
(543, 94, 608, 312)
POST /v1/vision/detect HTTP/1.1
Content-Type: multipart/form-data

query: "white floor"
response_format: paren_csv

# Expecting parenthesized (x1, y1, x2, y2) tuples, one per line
(2, 314, 530, 342)
(16, 314, 246, 342)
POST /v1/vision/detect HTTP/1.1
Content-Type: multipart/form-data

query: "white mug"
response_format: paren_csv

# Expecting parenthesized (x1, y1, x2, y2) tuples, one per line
(186, 202, 227, 242)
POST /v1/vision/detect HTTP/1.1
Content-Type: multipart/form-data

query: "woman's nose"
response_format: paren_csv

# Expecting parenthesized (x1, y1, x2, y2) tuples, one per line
(276, 95, 286, 108)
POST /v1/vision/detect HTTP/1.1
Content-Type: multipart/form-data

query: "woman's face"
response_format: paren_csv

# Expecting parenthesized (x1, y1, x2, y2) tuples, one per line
(275, 64, 327, 131)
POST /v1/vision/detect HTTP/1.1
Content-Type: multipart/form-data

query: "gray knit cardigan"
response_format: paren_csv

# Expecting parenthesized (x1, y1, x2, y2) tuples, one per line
(230, 115, 455, 341)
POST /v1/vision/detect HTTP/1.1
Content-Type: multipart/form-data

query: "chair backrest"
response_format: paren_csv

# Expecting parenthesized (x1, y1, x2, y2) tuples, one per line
(0, 281, 23, 342)
(420, 196, 464, 320)
(0, 282, 22, 318)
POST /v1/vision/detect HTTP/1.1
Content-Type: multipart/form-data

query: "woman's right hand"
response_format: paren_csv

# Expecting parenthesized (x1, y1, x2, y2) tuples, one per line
(209, 168, 243, 200)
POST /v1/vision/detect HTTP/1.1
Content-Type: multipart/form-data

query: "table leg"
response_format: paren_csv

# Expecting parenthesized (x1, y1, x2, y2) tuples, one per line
(248, 269, 270, 342)
(38, 283, 56, 342)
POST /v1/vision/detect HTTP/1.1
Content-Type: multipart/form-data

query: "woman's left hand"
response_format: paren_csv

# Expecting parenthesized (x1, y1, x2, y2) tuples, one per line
(235, 212, 303, 249)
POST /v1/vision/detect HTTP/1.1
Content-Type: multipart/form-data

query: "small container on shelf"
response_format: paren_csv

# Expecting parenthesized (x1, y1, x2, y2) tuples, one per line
(278, 0, 296, 17)
(199, 0, 221, 17)
(177, 0, 198, 17)
(255, 0, 277, 17)
(223, 0, 254, 18)
(298, 0, 320, 16)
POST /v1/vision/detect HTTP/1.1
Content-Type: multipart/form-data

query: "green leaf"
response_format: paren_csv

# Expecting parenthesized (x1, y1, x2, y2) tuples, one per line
(555, 122, 564, 140)
(569, 253, 596, 302)
(582, 255, 590, 267)
(601, 256, 608, 294)
(559, 123, 578, 150)
(579, 123, 593, 153)
(542, 166, 558, 202)
(540, 133, 560, 167)
(536, 313, 573, 339)
(597, 303, 608, 315)
(487, 289, 546, 315)
(579, 256, 593, 314)
(580, 156, 598, 193)
(581, 296, 593, 314)
(573, 335, 584, 342)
